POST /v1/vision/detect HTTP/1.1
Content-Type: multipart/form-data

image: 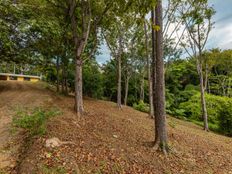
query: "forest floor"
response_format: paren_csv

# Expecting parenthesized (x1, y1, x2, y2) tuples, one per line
(0, 81, 232, 174)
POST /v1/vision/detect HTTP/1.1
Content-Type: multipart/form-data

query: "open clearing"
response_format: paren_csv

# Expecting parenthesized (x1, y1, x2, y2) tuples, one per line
(0, 81, 232, 174)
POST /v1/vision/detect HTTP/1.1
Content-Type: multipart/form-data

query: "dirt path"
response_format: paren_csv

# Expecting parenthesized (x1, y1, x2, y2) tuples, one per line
(0, 81, 52, 172)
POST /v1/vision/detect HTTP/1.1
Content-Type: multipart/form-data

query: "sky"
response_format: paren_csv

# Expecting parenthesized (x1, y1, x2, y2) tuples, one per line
(96, 0, 232, 64)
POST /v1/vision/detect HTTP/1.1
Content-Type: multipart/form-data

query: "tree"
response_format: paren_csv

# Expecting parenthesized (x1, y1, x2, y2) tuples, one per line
(152, 0, 169, 153)
(103, 10, 135, 109)
(179, 0, 215, 131)
(65, 0, 112, 115)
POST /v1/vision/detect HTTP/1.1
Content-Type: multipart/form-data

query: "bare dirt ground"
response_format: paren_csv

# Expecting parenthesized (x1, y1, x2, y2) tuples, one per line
(0, 81, 232, 174)
(0, 81, 54, 173)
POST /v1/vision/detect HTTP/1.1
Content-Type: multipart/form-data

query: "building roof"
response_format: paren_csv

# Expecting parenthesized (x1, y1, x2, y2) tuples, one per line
(0, 73, 41, 79)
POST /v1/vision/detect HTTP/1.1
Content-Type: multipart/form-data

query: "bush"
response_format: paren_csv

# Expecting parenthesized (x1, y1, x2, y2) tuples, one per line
(165, 88, 198, 116)
(184, 84, 200, 91)
(218, 100, 232, 136)
(133, 100, 149, 113)
(179, 92, 232, 134)
(180, 93, 231, 123)
(13, 108, 61, 136)
(179, 93, 201, 119)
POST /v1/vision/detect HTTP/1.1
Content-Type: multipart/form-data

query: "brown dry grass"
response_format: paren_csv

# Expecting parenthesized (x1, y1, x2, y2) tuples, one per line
(0, 81, 232, 174)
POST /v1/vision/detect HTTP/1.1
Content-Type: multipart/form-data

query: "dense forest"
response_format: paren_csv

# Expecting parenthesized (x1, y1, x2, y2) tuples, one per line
(1, 0, 232, 172)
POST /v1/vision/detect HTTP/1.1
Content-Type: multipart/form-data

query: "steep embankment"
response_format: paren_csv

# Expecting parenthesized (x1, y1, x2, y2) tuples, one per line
(0, 81, 232, 174)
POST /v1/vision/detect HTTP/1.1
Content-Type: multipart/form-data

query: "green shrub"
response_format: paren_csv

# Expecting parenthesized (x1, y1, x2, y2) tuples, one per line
(165, 89, 175, 114)
(179, 93, 229, 123)
(179, 93, 201, 120)
(165, 88, 198, 116)
(13, 108, 61, 136)
(179, 92, 232, 134)
(184, 84, 200, 91)
(218, 101, 232, 136)
(133, 100, 149, 113)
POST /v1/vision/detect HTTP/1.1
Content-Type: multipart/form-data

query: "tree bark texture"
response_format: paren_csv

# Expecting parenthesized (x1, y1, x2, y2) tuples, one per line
(117, 35, 123, 109)
(154, 0, 168, 152)
(68, 0, 91, 115)
(117, 54, 122, 109)
(74, 58, 84, 115)
(151, 9, 158, 144)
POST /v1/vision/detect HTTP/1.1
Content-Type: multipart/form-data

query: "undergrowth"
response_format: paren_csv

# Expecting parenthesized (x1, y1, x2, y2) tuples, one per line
(12, 107, 61, 136)
(40, 165, 67, 174)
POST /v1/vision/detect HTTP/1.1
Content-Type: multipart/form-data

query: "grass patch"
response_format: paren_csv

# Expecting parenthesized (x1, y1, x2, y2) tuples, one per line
(40, 165, 67, 174)
(0, 169, 6, 174)
(12, 107, 61, 136)
(189, 119, 219, 132)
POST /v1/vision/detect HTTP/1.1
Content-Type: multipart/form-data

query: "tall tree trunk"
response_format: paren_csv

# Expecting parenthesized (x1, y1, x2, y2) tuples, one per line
(56, 57, 60, 93)
(117, 35, 123, 109)
(197, 61, 209, 131)
(124, 75, 129, 106)
(148, 69, 154, 117)
(151, 9, 158, 144)
(74, 58, 84, 115)
(144, 20, 154, 118)
(69, 0, 90, 115)
(154, 0, 168, 153)
(117, 54, 122, 109)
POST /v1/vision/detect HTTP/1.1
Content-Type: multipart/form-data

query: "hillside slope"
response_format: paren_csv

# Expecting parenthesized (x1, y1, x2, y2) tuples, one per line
(0, 81, 232, 174)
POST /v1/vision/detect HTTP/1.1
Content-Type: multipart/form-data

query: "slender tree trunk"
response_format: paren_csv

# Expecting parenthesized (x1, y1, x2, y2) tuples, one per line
(197, 61, 209, 131)
(151, 9, 158, 144)
(148, 71, 154, 117)
(154, 0, 168, 153)
(117, 54, 122, 109)
(74, 58, 84, 115)
(56, 57, 60, 93)
(117, 35, 123, 109)
(144, 20, 154, 118)
(69, 0, 90, 115)
(124, 75, 129, 106)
